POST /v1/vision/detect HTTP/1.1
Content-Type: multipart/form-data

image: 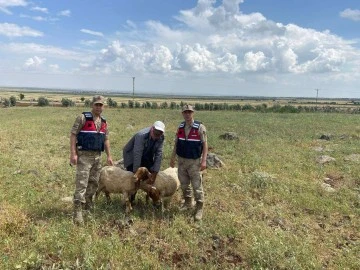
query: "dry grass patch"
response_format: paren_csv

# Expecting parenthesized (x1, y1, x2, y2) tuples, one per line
(0, 202, 30, 236)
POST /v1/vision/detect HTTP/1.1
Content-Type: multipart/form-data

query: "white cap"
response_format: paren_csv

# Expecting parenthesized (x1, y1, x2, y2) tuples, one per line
(153, 121, 165, 133)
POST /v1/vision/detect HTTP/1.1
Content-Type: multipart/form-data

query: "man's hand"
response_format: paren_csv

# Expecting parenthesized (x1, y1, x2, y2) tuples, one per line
(149, 171, 158, 185)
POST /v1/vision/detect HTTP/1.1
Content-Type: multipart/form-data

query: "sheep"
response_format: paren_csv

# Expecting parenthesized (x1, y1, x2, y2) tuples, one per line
(95, 166, 151, 213)
(139, 167, 180, 210)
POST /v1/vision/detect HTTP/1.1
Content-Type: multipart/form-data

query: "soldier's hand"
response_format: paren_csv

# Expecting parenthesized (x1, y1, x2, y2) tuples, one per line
(200, 160, 207, 171)
(70, 154, 78, 166)
(107, 156, 114, 166)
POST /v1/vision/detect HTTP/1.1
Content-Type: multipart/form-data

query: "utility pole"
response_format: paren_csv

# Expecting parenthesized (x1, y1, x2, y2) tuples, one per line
(315, 88, 319, 108)
(132, 77, 135, 102)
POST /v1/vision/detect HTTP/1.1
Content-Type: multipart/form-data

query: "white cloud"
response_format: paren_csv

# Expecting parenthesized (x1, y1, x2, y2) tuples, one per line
(1, 43, 83, 60)
(80, 40, 99, 47)
(58, 9, 71, 17)
(49, 64, 59, 71)
(23, 56, 46, 70)
(31, 6, 48, 13)
(125, 20, 137, 29)
(0, 23, 43, 37)
(81, 29, 104, 37)
(244, 51, 269, 71)
(124, 2, 354, 77)
(20, 14, 47, 21)
(91, 41, 174, 73)
(0, 0, 27, 14)
(340, 8, 360, 21)
(1, 0, 360, 97)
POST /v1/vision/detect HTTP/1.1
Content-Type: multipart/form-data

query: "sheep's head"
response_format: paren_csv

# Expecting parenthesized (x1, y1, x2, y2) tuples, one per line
(147, 186, 161, 203)
(133, 167, 151, 183)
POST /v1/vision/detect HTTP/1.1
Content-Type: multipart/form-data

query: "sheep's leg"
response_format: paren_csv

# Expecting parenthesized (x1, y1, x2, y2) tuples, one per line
(123, 192, 133, 213)
(105, 191, 111, 204)
(156, 199, 164, 213)
(94, 190, 100, 201)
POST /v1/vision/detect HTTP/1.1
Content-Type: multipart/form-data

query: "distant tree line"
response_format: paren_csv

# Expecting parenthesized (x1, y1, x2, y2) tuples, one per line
(3, 95, 360, 114)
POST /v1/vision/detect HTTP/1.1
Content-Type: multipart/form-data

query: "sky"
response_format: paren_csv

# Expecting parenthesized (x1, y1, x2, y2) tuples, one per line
(0, 0, 360, 98)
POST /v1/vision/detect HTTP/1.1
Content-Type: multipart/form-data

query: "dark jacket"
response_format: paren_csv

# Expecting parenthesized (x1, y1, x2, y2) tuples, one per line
(123, 127, 164, 173)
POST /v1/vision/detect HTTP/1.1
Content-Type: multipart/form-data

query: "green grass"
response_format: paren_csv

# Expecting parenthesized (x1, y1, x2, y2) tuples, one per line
(1, 107, 359, 269)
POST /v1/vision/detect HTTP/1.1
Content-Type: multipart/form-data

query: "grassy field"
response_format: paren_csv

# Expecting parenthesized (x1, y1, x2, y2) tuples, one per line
(0, 106, 359, 269)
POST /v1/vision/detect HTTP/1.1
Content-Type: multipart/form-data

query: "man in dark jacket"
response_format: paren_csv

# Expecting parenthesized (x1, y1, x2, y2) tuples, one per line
(123, 121, 165, 201)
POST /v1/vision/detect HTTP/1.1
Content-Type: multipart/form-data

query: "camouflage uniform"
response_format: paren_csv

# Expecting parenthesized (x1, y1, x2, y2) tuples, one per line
(71, 114, 109, 204)
(176, 122, 207, 203)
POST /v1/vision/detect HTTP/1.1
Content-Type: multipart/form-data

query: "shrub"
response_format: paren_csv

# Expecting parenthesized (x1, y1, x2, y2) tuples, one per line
(128, 100, 134, 108)
(160, 102, 168, 109)
(37, 97, 49, 107)
(61, 98, 75, 107)
(9, 96, 16, 106)
(84, 99, 91, 107)
(170, 102, 177, 109)
(19, 93, 25, 100)
(242, 104, 254, 111)
(195, 103, 204, 111)
(107, 98, 118, 108)
(151, 102, 158, 109)
(145, 101, 151, 109)
(279, 105, 299, 113)
(2, 98, 10, 107)
(231, 104, 242, 111)
(269, 104, 281, 112)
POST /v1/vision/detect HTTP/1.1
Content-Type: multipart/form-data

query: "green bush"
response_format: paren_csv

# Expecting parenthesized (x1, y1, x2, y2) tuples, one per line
(160, 101, 168, 109)
(151, 102, 158, 109)
(61, 98, 75, 107)
(170, 102, 177, 109)
(10, 96, 16, 106)
(2, 98, 10, 107)
(37, 97, 49, 106)
(128, 100, 134, 108)
(107, 98, 118, 108)
(84, 99, 91, 107)
(242, 104, 254, 111)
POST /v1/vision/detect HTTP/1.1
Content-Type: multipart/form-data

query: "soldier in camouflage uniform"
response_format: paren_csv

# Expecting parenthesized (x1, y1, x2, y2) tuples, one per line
(170, 105, 208, 222)
(69, 95, 113, 225)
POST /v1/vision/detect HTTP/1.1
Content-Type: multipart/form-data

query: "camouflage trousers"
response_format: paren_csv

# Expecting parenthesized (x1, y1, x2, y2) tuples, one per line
(177, 156, 204, 203)
(73, 151, 102, 203)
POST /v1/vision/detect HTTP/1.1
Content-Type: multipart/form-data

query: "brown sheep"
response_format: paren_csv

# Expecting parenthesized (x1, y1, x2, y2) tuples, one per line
(95, 166, 151, 213)
(139, 167, 180, 210)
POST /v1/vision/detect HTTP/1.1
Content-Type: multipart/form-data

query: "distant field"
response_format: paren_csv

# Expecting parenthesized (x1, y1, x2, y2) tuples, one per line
(0, 105, 359, 269)
(1, 88, 360, 109)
